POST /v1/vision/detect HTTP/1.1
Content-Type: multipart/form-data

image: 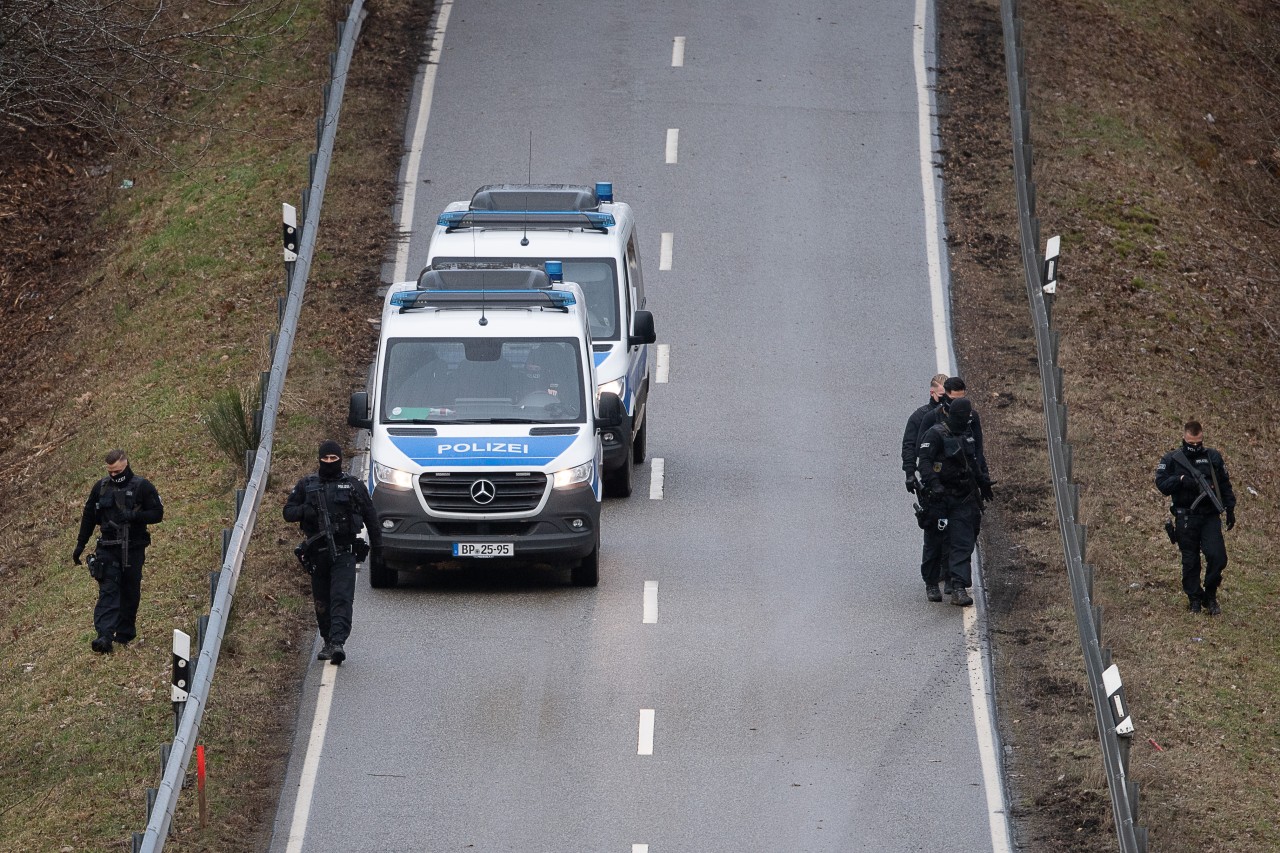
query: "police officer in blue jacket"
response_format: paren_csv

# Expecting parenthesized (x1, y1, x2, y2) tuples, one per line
(284, 440, 382, 664)
(917, 398, 993, 606)
(72, 449, 164, 653)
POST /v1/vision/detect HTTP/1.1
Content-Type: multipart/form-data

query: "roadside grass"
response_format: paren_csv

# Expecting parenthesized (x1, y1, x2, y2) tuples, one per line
(941, 0, 1280, 849)
(0, 0, 424, 848)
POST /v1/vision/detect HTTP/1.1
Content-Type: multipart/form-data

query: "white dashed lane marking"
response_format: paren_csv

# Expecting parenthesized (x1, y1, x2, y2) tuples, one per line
(643, 581, 658, 624)
(649, 457, 665, 499)
(671, 36, 685, 67)
(638, 709, 655, 755)
(655, 345, 670, 383)
(659, 231, 674, 270)
(665, 128, 679, 164)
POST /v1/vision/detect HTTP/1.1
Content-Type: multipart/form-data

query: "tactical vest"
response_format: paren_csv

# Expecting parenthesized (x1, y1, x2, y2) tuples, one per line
(97, 477, 138, 535)
(304, 475, 361, 542)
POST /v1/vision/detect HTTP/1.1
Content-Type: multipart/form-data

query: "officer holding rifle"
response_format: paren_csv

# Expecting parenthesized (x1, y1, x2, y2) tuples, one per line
(72, 449, 164, 653)
(1155, 420, 1236, 615)
(284, 440, 382, 664)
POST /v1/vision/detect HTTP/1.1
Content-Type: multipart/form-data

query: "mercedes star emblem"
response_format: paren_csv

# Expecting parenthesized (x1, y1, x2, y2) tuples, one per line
(470, 479, 496, 505)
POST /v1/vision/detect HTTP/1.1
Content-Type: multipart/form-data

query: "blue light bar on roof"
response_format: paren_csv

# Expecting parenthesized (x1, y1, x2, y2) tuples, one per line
(545, 260, 563, 283)
(595, 182, 613, 203)
(437, 210, 616, 230)
(391, 288, 578, 310)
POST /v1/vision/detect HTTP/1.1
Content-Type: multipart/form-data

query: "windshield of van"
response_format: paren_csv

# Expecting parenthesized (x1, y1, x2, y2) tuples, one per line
(381, 338, 585, 424)
(431, 257, 620, 341)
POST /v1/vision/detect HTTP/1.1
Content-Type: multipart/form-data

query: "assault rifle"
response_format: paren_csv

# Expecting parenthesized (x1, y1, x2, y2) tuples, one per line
(1171, 452, 1226, 514)
(309, 479, 339, 561)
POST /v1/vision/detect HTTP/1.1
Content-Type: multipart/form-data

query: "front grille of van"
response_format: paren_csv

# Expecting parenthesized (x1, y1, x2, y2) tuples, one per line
(419, 471, 547, 514)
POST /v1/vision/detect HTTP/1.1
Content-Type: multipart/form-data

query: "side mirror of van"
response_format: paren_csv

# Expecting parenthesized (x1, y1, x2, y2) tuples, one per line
(597, 391, 624, 430)
(348, 391, 373, 430)
(629, 310, 656, 347)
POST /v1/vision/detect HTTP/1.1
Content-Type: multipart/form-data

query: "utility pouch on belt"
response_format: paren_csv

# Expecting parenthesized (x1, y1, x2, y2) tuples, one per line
(912, 502, 927, 530)
(294, 533, 326, 575)
(86, 554, 105, 580)
(352, 539, 371, 562)
(1164, 520, 1177, 546)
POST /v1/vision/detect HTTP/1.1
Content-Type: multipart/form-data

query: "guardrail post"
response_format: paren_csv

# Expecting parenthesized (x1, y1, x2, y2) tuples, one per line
(133, 832, 144, 852)
(221, 528, 232, 562)
(145, 787, 157, 819)
(209, 571, 221, 606)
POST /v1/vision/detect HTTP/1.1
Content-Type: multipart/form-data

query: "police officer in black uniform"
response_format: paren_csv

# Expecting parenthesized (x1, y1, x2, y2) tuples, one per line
(283, 440, 382, 664)
(917, 397, 993, 606)
(72, 449, 164, 653)
(1155, 420, 1236, 615)
(903, 373, 949, 600)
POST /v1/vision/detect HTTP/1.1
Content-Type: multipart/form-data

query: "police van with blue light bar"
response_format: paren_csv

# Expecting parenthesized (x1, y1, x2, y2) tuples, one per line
(347, 263, 623, 587)
(425, 181, 656, 497)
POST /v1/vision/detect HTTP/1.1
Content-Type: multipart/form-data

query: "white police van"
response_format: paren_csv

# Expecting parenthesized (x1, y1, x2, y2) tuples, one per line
(347, 264, 623, 587)
(425, 182, 656, 497)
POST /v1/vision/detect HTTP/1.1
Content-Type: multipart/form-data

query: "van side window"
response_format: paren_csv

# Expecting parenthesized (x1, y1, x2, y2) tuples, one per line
(626, 233, 645, 310)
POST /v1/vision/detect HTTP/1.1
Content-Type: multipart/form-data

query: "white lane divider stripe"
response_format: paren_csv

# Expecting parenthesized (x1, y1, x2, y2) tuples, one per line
(665, 128, 679, 164)
(285, 661, 339, 852)
(655, 345, 670, 383)
(638, 709, 655, 755)
(671, 36, 685, 67)
(649, 458, 665, 500)
(643, 581, 658, 624)
(634, 846, 650, 853)
(659, 231, 674, 270)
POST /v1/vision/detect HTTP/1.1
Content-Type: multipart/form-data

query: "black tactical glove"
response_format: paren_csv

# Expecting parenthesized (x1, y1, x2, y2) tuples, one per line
(371, 546, 386, 571)
(72, 544, 84, 565)
(1225, 509, 1236, 531)
(979, 482, 995, 503)
(905, 477, 916, 494)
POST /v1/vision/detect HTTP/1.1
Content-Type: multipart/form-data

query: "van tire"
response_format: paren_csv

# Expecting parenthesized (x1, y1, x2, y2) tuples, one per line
(369, 559, 399, 589)
(604, 445, 634, 498)
(572, 539, 600, 587)
(632, 414, 648, 464)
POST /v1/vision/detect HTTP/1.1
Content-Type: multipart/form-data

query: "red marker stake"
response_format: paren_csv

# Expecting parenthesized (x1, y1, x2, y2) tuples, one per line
(197, 744, 208, 828)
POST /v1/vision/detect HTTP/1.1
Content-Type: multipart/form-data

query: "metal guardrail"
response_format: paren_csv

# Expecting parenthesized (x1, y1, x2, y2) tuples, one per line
(130, 2, 367, 849)
(998, 1, 1148, 850)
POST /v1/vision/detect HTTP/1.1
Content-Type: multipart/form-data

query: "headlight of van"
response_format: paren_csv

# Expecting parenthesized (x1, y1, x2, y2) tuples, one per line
(552, 460, 593, 489)
(374, 461, 415, 489)
(599, 378, 624, 398)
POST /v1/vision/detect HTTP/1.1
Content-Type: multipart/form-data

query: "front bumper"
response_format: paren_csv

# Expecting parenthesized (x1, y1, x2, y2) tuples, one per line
(372, 481, 600, 568)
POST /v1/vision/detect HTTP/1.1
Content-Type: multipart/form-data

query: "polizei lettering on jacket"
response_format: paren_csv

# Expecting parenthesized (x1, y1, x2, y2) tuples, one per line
(437, 442, 530, 454)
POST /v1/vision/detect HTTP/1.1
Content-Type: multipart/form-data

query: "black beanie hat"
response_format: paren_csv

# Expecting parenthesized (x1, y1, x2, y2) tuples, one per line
(946, 397, 973, 431)
(318, 439, 343, 460)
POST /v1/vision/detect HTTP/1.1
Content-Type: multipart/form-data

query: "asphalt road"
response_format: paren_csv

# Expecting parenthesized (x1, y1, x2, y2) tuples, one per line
(270, 1, 1010, 850)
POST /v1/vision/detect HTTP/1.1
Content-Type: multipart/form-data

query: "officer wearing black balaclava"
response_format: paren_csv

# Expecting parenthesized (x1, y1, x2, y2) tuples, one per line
(917, 397, 994, 606)
(72, 449, 164, 653)
(1155, 420, 1236, 615)
(283, 440, 382, 664)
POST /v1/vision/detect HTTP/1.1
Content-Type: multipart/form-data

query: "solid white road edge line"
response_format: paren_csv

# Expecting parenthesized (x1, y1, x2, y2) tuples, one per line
(659, 231, 674, 270)
(665, 128, 679, 164)
(655, 344, 670, 383)
(643, 580, 658, 624)
(638, 709, 656, 755)
(285, 662, 339, 853)
(392, 0, 454, 284)
(634, 845, 650, 853)
(671, 36, 685, 67)
(916, 0, 1012, 849)
(649, 457, 665, 500)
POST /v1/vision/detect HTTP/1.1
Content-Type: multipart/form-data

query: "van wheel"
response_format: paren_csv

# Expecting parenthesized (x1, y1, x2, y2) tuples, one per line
(369, 560, 398, 589)
(604, 445, 634, 498)
(632, 415, 648, 464)
(571, 540, 600, 587)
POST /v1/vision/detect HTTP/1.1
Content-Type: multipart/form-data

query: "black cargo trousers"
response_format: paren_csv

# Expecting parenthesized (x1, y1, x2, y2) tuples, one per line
(1173, 509, 1227, 603)
(310, 543, 357, 645)
(932, 491, 981, 591)
(93, 545, 146, 644)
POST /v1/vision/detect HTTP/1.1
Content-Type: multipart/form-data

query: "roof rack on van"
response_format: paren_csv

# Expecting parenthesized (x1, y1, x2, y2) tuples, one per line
(416, 266, 551, 291)
(437, 209, 615, 233)
(390, 288, 577, 313)
(438, 181, 617, 233)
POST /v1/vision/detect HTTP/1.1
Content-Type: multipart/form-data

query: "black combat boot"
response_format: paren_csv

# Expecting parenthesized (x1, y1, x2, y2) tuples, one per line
(1188, 597, 1202, 614)
(1206, 599, 1221, 616)
(950, 586, 973, 606)
(925, 584, 942, 603)
(317, 641, 334, 660)
(329, 643, 345, 665)
(91, 636, 113, 654)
